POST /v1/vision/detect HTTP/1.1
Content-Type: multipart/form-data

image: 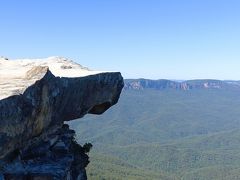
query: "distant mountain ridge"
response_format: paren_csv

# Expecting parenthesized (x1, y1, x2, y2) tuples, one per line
(124, 79, 240, 90)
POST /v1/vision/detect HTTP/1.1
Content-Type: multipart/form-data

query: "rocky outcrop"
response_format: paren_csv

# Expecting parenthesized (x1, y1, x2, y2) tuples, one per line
(2, 124, 89, 180)
(0, 57, 124, 179)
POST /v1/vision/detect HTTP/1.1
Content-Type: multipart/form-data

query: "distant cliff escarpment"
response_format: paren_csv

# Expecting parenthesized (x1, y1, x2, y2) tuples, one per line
(0, 57, 124, 180)
(124, 79, 240, 90)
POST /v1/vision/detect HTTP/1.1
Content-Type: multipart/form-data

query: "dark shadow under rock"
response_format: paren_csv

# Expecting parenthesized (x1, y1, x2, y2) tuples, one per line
(1, 125, 88, 180)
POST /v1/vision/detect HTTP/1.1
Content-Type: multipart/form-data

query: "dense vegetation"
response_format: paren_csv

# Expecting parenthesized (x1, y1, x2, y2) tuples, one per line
(69, 85, 240, 179)
(86, 153, 176, 180)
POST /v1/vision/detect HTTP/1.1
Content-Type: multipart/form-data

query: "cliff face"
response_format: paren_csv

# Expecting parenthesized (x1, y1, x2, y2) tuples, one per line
(124, 79, 240, 90)
(0, 57, 124, 180)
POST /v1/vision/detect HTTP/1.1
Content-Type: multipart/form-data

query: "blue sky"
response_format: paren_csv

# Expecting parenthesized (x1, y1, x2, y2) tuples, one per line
(0, 0, 240, 80)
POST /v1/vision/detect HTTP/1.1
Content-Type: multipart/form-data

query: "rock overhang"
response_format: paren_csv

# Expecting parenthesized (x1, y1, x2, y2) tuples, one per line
(0, 56, 124, 158)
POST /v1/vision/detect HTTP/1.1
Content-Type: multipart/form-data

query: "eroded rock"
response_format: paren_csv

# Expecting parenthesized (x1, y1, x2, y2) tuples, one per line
(0, 57, 124, 179)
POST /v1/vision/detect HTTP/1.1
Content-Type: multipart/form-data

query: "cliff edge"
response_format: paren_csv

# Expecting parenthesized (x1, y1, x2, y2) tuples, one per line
(0, 57, 124, 179)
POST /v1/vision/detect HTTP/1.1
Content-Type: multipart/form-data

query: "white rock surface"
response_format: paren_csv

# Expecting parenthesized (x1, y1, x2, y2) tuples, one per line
(0, 56, 103, 100)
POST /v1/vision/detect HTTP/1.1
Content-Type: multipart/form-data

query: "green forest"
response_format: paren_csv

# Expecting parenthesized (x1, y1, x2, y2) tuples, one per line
(69, 85, 240, 179)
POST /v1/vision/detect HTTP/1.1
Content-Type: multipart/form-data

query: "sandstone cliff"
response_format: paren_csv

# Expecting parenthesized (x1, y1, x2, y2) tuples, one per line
(0, 57, 124, 180)
(124, 79, 239, 90)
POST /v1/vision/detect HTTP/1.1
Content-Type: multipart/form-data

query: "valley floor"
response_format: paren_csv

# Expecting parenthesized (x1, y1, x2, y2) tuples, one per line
(69, 88, 240, 180)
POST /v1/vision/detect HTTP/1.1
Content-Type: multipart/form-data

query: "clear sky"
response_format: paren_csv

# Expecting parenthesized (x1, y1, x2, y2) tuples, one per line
(0, 0, 240, 80)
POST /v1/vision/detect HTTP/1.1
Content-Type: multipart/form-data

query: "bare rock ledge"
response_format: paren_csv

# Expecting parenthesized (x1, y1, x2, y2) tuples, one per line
(0, 57, 124, 180)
